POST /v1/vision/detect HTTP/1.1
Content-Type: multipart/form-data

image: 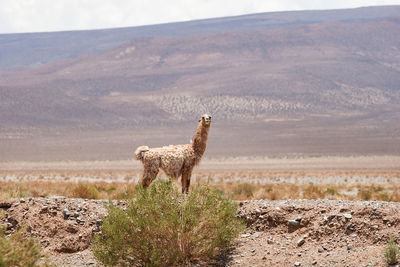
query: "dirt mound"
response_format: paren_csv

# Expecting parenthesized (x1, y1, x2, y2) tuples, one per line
(235, 199, 400, 266)
(1, 197, 399, 266)
(1, 196, 117, 265)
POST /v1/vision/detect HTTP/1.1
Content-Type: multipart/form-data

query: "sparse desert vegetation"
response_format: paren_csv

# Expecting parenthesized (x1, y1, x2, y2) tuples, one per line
(93, 180, 244, 266)
(1, 163, 399, 202)
(0, 156, 399, 266)
(0, 219, 51, 267)
(384, 236, 399, 266)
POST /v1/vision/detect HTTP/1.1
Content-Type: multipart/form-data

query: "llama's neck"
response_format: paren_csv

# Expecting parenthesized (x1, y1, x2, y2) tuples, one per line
(192, 122, 210, 158)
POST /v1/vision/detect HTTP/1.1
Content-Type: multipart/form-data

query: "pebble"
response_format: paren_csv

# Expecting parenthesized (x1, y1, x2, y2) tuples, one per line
(343, 213, 352, 219)
(40, 206, 48, 214)
(294, 261, 301, 266)
(318, 247, 324, 253)
(347, 244, 353, 250)
(288, 220, 300, 226)
(63, 209, 70, 219)
(297, 238, 305, 247)
(253, 232, 261, 238)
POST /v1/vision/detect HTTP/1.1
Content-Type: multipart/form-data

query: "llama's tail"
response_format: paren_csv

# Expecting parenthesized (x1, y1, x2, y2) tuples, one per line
(134, 146, 150, 161)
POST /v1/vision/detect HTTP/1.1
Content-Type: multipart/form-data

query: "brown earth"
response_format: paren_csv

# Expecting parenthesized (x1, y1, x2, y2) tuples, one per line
(1, 196, 399, 266)
(2, 7, 400, 161)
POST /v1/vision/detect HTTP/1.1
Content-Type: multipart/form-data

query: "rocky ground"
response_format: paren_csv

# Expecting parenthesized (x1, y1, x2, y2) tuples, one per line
(1, 197, 399, 266)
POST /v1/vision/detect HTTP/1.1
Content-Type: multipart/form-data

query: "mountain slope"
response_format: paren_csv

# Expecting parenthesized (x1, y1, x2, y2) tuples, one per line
(1, 5, 400, 70)
(1, 6, 400, 160)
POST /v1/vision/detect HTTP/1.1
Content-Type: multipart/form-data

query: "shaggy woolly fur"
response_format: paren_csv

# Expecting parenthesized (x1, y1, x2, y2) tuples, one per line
(135, 114, 211, 193)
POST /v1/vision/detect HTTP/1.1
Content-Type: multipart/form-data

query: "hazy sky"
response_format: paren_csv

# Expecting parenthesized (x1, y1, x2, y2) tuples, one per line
(1, 0, 400, 34)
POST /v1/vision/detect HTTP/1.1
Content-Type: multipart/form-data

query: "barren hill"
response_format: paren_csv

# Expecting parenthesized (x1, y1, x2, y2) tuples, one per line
(1, 6, 400, 160)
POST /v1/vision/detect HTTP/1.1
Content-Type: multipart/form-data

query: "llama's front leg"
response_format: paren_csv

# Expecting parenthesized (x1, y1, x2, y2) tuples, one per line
(181, 169, 193, 194)
(141, 162, 159, 188)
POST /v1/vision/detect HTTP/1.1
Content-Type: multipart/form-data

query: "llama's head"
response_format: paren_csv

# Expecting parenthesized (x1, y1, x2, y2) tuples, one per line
(199, 114, 212, 126)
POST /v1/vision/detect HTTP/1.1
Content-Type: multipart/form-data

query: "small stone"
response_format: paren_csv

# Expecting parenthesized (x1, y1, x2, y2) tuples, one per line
(96, 219, 103, 226)
(19, 198, 25, 203)
(262, 256, 267, 260)
(312, 260, 317, 265)
(318, 247, 324, 253)
(241, 233, 251, 238)
(6, 222, 13, 230)
(86, 261, 95, 265)
(294, 261, 301, 266)
(288, 220, 300, 226)
(66, 225, 78, 234)
(297, 238, 305, 247)
(343, 213, 352, 219)
(347, 244, 353, 250)
(40, 206, 48, 214)
(250, 249, 256, 253)
(63, 209, 70, 219)
(267, 239, 274, 244)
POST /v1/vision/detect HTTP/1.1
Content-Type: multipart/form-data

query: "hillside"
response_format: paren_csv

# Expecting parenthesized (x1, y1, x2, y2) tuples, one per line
(1, 5, 399, 71)
(2, 197, 400, 266)
(1, 6, 400, 160)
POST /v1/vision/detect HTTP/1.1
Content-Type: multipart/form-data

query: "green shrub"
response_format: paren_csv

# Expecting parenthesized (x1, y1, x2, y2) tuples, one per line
(358, 189, 372, 201)
(232, 183, 257, 198)
(324, 188, 339, 196)
(72, 183, 100, 199)
(0, 224, 41, 266)
(384, 235, 399, 265)
(303, 184, 325, 199)
(93, 180, 244, 266)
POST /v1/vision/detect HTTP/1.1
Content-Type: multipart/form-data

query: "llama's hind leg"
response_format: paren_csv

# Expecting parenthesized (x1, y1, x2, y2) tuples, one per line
(141, 160, 160, 188)
(181, 168, 194, 194)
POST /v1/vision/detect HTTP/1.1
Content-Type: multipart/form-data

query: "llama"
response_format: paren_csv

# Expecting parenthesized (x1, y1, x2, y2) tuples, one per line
(135, 114, 211, 193)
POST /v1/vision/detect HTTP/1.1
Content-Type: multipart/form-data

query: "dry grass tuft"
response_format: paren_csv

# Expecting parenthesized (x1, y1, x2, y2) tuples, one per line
(1, 169, 400, 202)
